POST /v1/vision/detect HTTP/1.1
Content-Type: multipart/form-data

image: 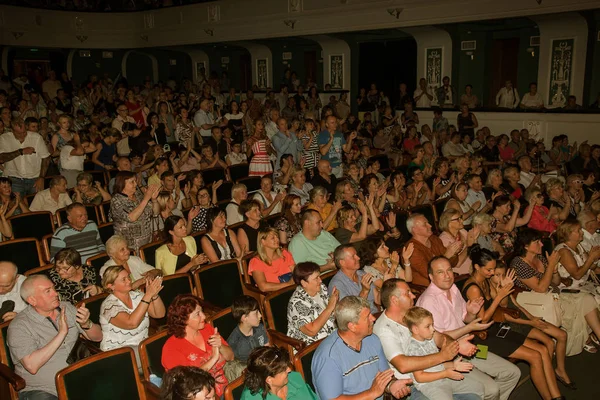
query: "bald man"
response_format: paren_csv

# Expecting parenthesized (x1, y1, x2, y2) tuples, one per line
(0, 261, 27, 322)
(310, 159, 338, 198)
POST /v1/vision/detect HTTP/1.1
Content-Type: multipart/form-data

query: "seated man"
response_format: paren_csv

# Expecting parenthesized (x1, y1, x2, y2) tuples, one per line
(50, 202, 105, 263)
(7, 275, 102, 399)
(374, 278, 487, 400)
(312, 296, 412, 400)
(288, 209, 339, 271)
(29, 175, 72, 215)
(416, 256, 521, 400)
(310, 159, 338, 198)
(328, 244, 379, 314)
(405, 214, 463, 286)
(517, 155, 560, 189)
(0, 262, 28, 322)
(465, 174, 490, 213)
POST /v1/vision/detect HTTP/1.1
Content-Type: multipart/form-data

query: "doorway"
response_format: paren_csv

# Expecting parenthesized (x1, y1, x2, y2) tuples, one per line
(239, 54, 251, 91)
(304, 50, 317, 85)
(489, 38, 519, 106)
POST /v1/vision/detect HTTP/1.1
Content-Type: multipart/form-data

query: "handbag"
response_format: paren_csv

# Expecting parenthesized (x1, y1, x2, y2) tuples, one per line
(516, 291, 562, 327)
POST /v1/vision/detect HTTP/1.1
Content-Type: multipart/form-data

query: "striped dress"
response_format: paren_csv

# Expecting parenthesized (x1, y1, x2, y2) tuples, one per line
(249, 139, 273, 176)
(300, 130, 320, 170)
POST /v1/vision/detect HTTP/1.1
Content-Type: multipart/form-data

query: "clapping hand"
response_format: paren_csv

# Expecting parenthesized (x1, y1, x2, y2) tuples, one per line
(360, 273, 374, 291)
(466, 298, 485, 316)
(467, 317, 493, 332)
(457, 334, 478, 357)
(453, 356, 473, 373)
(402, 243, 414, 264)
(439, 336, 459, 361)
(145, 275, 164, 298)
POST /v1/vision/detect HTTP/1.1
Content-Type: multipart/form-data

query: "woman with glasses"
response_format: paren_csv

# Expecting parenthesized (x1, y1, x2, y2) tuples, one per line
(544, 178, 575, 221)
(444, 182, 478, 226)
(52, 248, 102, 304)
(72, 172, 111, 206)
(525, 189, 558, 234)
(438, 208, 479, 275)
(162, 294, 233, 399)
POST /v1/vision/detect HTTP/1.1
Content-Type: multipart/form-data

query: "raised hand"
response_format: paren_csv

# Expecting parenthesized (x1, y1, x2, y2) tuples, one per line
(466, 298, 484, 315)
(208, 327, 222, 348)
(546, 250, 561, 268)
(499, 268, 516, 288)
(385, 211, 397, 229)
(58, 307, 69, 335)
(328, 287, 339, 310)
(390, 250, 400, 267)
(402, 243, 414, 264)
(145, 275, 164, 298)
(75, 303, 92, 327)
(439, 336, 459, 361)
(357, 199, 367, 214)
(144, 184, 161, 201)
(360, 273, 374, 291)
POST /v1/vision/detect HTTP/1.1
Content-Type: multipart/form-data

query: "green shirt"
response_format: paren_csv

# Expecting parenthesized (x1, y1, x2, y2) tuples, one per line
(288, 230, 341, 266)
(240, 371, 318, 400)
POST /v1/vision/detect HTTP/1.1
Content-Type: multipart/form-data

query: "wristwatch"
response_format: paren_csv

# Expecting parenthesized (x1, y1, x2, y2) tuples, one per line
(18, 149, 24, 156)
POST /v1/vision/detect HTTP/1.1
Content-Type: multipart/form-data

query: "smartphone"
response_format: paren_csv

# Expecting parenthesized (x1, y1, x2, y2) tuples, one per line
(561, 288, 580, 294)
(496, 324, 511, 338)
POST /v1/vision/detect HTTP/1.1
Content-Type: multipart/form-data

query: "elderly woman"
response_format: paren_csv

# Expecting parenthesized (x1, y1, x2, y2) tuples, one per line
(490, 196, 534, 254)
(274, 194, 302, 245)
(437, 208, 478, 275)
(463, 246, 566, 400)
(241, 346, 317, 400)
(201, 208, 242, 262)
(110, 171, 160, 252)
(357, 237, 413, 290)
(525, 188, 558, 234)
(483, 169, 504, 200)
(248, 227, 295, 292)
(72, 172, 111, 206)
(156, 215, 208, 276)
(237, 199, 266, 253)
(52, 248, 101, 304)
(189, 186, 218, 234)
(544, 178, 575, 221)
(472, 212, 505, 255)
(288, 166, 313, 206)
(101, 235, 161, 290)
(100, 265, 165, 363)
(253, 175, 284, 217)
(554, 219, 600, 291)
(286, 262, 337, 345)
(162, 294, 234, 398)
(306, 186, 341, 232)
(161, 366, 216, 400)
(333, 197, 380, 244)
(345, 162, 363, 199)
(511, 228, 600, 355)
(444, 182, 478, 226)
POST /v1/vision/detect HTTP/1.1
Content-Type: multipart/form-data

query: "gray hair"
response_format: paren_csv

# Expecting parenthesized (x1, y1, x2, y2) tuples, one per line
(406, 213, 424, 234)
(309, 186, 328, 203)
(485, 169, 502, 186)
(0, 261, 17, 278)
(231, 183, 247, 199)
(578, 210, 596, 229)
(20, 275, 51, 303)
(105, 235, 129, 258)
(333, 244, 354, 269)
(49, 175, 67, 188)
(335, 296, 370, 332)
(472, 212, 493, 227)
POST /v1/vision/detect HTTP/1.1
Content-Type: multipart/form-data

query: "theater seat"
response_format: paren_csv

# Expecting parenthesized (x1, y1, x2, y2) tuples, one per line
(192, 259, 245, 310)
(0, 321, 24, 400)
(207, 307, 238, 343)
(0, 238, 45, 274)
(139, 330, 169, 395)
(139, 240, 165, 268)
(293, 339, 323, 392)
(263, 285, 305, 358)
(8, 211, 54, 241)
(223, 375, 245, 400)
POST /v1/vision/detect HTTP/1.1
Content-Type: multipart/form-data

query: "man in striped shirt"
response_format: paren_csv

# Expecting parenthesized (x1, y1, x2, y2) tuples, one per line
(50, 202, 105, 263)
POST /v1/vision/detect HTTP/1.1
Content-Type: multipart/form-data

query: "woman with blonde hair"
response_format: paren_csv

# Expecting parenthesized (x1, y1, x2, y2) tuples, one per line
(307, 186, 341, 232)
(247, 119, 273, 177)
(438, 208, 478, 274)
(545, 178, 575, 221)
(483, 169, 505, 200)
(51, 114, 74, 156)
(248, 227, 295, 292)
(288, 166, 313, 206)
(472, 212, 504, 255)
(73, 172, 111, 205)
(554, 219, 600, 291)
(333, 196, 380, 244)
(444, 182, 478, 225)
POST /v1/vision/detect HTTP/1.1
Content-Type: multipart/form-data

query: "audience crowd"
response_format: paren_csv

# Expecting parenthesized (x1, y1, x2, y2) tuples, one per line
(1, 67, 600, 400)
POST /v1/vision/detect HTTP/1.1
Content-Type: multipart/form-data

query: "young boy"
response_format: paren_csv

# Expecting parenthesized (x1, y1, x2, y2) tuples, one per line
(227, 295, 270, 363)
(405, 307, 482, 400)
(225, 142, 248, 166)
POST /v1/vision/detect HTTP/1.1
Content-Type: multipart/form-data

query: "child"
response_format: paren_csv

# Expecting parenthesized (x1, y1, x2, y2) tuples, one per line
(226, 142, 248, 166)
(405, 307, 482, 400)
(227, 295, 270, 364)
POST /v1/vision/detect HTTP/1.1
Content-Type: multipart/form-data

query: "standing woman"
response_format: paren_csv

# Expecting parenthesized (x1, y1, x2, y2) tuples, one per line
(490, 196, 534, 255)
(307, 87, 322, 121)
(275, 194, 302, 245)
(182, 170, 205, 208)
(457, 103, 478, 139)
(298, 119, 320, 172)
(247, 119, 274, 177)
(155, 215, 208, 276)
(92, 128, 121, 171)
(110, 171, 160, 252)
(201, 208, 242, 262)
(158, 101, 175, 143)
(175, 108, 198, 148)
(126, 89, 146, 127)
(223, 100, 244, 141)
(51, 114, 74, 156)
(146, 111, 169, 147)
(497, 134, 515, 164)
(0, 177, 30, 217)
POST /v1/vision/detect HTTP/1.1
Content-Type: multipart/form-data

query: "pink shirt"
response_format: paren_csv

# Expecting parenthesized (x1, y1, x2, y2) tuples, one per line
(416, 283, 467, 332)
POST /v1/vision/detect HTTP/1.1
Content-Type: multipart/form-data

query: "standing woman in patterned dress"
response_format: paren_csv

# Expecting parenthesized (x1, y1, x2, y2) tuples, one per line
(247, 119, 274, 177)
(299, 118, 320, 173)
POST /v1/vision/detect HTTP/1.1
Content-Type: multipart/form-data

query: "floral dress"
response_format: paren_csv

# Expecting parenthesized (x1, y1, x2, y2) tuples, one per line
(490, 215, 516, 254)
(287, 284, 335, 345)
(109, 191, 154, 251)
(275, 215, 301, 243)
(50, 266, 99, 304)
(248, 139, 273, 177)
(176, 119, 196, 147)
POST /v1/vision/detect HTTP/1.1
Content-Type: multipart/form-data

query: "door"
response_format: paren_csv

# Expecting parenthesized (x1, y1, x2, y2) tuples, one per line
(239, 54, 251, 91)
(304, 50, 317, 86)
(489, 38, 519, 106)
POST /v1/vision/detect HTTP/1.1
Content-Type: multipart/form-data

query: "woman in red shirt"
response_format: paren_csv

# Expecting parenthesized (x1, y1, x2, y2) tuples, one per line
(248, 227, 296, 292)
(162, 295, 234, 397)
(525, 189, 558, 234)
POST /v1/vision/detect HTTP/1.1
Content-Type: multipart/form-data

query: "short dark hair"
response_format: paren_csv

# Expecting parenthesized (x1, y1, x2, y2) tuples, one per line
(231, 295, 260, 323)
(54, 248, 82, 268)
(244, 346, 290, 397)
(164, 215, 184, 243)
(66, 202, 86, 215)
(356, 236, 384, 268)
(160, 366, 215, 400)
(113, 171, 136, 194)
(292, 262, 320, 285)
(161, 170, 175, 181)
(239, 199, 261, 221)
(167, 294, 203, 338)
(205, 207, 225, 232)
(513, 228, 543, 257)
(300, 209, 319, 226)
(381, 278, 405, 309)
(428, 255, 450, 275)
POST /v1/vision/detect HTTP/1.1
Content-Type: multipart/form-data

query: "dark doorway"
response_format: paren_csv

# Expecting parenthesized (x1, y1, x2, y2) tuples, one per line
(358, 39, 417, 108)
(304, 50, 317, 84)
(489, 38, 519, 106)
(239, 54, 251, 91)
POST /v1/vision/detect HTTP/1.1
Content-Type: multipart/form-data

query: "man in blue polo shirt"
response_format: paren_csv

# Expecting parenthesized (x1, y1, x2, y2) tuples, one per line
(318, 115, 356, 178)
(312, 296, 412, 399)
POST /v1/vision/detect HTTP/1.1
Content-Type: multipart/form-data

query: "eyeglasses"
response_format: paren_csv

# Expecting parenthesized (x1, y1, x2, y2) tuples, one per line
(55, 264, 75, 273)
(450, 217, 463, 222)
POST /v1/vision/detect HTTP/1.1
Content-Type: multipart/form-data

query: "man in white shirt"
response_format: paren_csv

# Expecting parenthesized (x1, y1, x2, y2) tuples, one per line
(265, 108, 280, 140)
(413, 78, 433, 108)
(42, 70, 62, 103)
(28, 92, 47, 119)
(226, 183, 248, 226)
(517, 155, 559, 189)
(0, 262, 28, 322)
(578, 211, 600, 264)
(465, 174, 489, 213)
(0, 118, 50, 196)
(495, 80, 520, 109)
(30, 175, 73, 215)
(111, 103, 136, 135)
(194, 99, 216, 138)
(520, 82, 544, 109)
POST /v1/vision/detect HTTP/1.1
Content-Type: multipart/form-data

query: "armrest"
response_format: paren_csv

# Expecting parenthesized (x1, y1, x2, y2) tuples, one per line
(0, 362, 26, 391)
(267, 329, 305, 354)
(79, 337, 103, 355)
(142, 379, 161, 400)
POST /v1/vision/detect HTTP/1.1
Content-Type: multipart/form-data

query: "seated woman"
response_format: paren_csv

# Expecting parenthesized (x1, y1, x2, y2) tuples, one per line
(333, 196, 380, 244)
(501, 166, 526, 201)
(471, 212, 505, 255)
(429, 158, 454, 200)
(0, 177, 30, 217)
(406, 166, 433, 207)
(286, 262, 337, 344)
(189, 186, 218, 234)
(162, 294, 234, 398)
(335, 181, 359, 209)
(160, 366, 216, 400)
(544, 178, 575, 221)
(511, 229, 600, 355)
(288, 166, 313, 206)
(525, 188, 558, 234)
(438, 208, 479, 275)
(100, 265, 165, 363)
(565, 174, 586, 216)
(101, 235, 161, 290)
(483, 169, 504, 200)
(241, 346, 318, 400)
(52, 247, 102, 304)
(156, 215, 208, 276)
(248, 227, 295, 292)
(361, 173, 389, 217)
(274, 194, 302, 245)
(463, 245, 565, 400)
(554, 219, 600, 291)
(345, 162, 364, 200)
(253, 175, 284, 217)
(72, 172, 111, 206)
(182, 170, 205, 209)
(444, 182, 479, 226)
(490, 196, 534, 255)
(358, 237, 413, 290)
(201, 208, 242, 262)
(387, 170, 410, 210)
(237, 199, 266, 253)
(306, 186, 340, 232)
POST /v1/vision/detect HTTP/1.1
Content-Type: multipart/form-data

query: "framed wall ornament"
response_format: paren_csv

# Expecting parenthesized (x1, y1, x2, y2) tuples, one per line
(548, 39, 573, 108)
(425, 47, 442, 91)
(256, 59, 268, 89)
(330, 54, 344, 89)
(289, 0, 303, 13)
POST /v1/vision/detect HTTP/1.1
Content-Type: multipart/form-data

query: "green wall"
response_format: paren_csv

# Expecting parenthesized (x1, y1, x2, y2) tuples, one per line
(260, 39, 323, 89)
(202, 45, 250, 91)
